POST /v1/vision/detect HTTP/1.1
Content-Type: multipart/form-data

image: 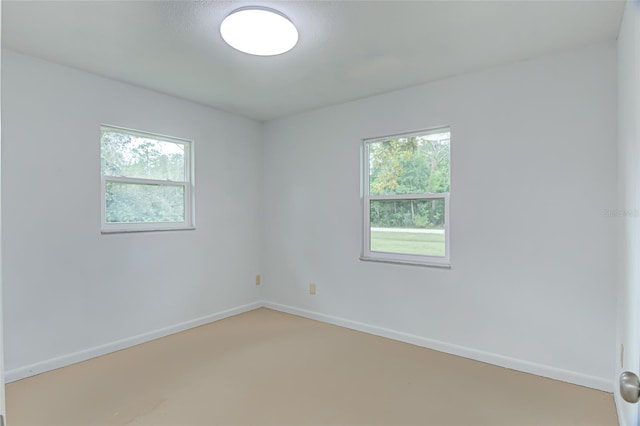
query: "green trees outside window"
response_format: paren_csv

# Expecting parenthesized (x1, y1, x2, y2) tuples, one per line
(365, 129, 450, 261)
(100, 126, 193, 231)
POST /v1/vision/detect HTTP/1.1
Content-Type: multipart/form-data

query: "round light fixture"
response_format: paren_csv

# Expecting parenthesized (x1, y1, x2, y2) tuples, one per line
(220, 7, 298, 56)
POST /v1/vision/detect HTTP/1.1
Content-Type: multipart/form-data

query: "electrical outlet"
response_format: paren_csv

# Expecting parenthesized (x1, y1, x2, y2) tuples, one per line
(255, 274, 261, 286)
(310, 283, 316, 295)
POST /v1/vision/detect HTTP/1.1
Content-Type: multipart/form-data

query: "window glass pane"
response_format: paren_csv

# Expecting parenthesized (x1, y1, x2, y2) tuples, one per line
(370, 198, 445, 257)
(105, 181, 185, 224)
(369, 131, 450, 196)
(101, 130, 186, 181)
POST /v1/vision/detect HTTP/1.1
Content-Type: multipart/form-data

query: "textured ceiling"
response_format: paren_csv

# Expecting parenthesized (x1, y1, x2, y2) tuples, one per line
(2, 0, 625, 121)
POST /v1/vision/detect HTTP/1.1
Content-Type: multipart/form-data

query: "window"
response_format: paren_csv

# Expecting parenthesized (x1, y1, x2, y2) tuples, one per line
(100, 125, 194, 233)
(362, 128, 450, 267)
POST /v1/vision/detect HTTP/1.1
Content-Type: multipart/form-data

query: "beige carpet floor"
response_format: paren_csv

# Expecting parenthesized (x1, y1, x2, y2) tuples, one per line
(6, 308, 617, 425)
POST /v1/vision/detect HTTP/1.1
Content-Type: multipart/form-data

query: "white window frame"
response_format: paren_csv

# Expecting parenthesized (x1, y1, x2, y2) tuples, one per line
(361, 128, 451, 268)
(100, 125, 195, 234)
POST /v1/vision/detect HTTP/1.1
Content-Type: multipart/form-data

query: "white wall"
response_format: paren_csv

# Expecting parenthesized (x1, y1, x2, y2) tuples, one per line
(0, 0, 6, 419)
(1, 50, 263, 378)
(616, 1, 640, 424)
(262, 43, 618, 390)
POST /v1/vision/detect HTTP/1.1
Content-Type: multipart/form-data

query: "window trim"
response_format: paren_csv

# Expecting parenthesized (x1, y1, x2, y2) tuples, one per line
(361, 128, 451, 268)
(100, 125, 195, 234)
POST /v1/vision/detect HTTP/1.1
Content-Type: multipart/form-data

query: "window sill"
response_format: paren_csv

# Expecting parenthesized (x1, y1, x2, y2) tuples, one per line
(101, 227, 196, 235)
(359, 256, 451, 269)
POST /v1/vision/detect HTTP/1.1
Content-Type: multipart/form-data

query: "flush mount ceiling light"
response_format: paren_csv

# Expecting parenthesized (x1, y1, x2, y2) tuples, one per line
(220, 7, 298, 56)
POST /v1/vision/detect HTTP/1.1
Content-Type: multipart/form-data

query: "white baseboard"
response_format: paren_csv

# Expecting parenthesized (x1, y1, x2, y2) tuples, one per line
(5, 301, 262, 383)
(6, 300, 613, 393)
(262, 301, 613, 393)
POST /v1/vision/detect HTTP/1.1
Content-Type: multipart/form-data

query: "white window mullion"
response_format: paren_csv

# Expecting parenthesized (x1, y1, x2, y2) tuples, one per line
(104, 176, 189, 187)
(368, 193, 449, 201)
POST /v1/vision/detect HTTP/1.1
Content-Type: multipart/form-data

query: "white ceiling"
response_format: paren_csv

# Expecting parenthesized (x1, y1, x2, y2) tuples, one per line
(2, 0, 625, 121)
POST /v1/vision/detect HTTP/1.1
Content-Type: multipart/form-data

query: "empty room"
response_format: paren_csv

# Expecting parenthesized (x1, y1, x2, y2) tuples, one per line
(0, 0, 639, 425)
